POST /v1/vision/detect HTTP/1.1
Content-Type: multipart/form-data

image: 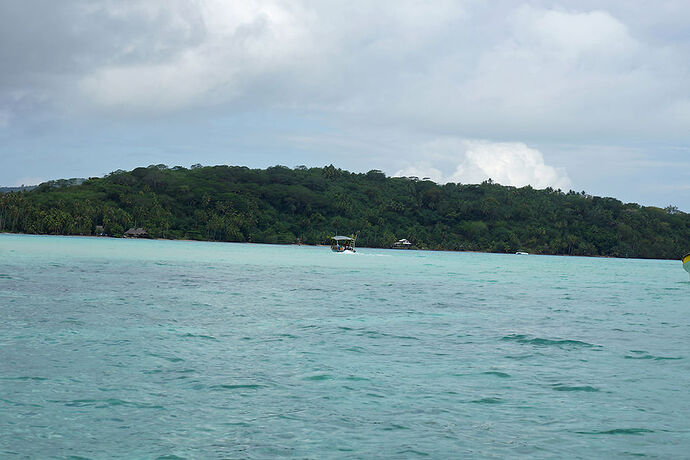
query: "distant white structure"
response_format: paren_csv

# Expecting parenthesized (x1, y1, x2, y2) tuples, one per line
(393, 238, 413, 249)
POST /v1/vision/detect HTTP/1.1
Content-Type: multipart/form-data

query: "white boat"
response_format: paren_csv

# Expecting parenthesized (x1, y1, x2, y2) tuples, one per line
(331, 235, 356, 253)
(392, 238, 413, 249)
(515, 251, 529, 255)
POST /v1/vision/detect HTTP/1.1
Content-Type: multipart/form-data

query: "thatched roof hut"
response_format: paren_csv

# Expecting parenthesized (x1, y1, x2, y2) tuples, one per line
(124, 227, 148, 238)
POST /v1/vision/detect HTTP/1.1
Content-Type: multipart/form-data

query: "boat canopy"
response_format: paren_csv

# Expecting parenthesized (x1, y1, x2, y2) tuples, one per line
(332, 235, 354, 241)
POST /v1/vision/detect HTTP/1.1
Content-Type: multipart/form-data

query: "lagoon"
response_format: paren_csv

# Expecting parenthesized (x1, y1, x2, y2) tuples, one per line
(1, 234, 688, 458)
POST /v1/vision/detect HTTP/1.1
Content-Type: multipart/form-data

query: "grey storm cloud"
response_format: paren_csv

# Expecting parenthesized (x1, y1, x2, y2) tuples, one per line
(2, 1, 688, 140)
(1, 1, 689, 208)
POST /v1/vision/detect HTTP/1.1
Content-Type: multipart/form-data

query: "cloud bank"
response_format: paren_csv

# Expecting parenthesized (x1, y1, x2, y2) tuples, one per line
(1, 1, 689, 142)
(395, 141, 570, 189)
(1, 1, 689, 209)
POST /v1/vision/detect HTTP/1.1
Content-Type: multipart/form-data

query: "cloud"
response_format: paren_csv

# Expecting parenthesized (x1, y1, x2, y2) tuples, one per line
(1, 1, 690, 209)
(79, 1, 315, 111)
(450, 141, 571, 189)
(2, 1, 689, 142)
(395, 140, 570, 190)
(393, 162, 444, 183)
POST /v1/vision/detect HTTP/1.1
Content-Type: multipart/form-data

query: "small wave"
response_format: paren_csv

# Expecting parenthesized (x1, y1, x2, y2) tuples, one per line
(345, 346, 366, 353)
(303, 374, 333, 381)
(382, 423, 410, 431)
(277, 333, 299, 339)
(0, 398, 42, 408)
(396, 448, 430, 457)
(0, 273, 12, 279)
(482, 371, 511, 378)
(58, 398, 164, 409)
(505, 353, 534, 360)
(147, 352, 184, 363)
(576, 428, 654, 435)
(625, 350, 682, 360)
(551, 384, 599, 392)
(1, 376, 48, 381)
(502, 334, 597, 348)
(210, 384, 264, 390)
(471, 397, 504, 404)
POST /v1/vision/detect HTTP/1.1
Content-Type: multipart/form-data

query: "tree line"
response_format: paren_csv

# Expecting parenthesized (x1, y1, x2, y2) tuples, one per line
(1, 164, 688, 259)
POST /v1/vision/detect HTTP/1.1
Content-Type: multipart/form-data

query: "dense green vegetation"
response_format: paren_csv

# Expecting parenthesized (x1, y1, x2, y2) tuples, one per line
(1, 164, 689, 259)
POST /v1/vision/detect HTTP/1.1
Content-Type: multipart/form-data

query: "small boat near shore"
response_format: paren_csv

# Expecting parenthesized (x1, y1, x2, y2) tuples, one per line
(515, 251, 529, 255)
(683, 253, 690, 277)
(392, 238, 414, 249)
(331, 235, 356, 253)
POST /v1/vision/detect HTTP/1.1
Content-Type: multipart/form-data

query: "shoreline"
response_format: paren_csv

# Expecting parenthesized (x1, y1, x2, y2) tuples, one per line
(0, 231, 680, 262)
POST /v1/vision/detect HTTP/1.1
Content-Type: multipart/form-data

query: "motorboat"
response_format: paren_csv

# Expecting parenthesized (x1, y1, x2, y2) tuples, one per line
(331, 235, 356, 253)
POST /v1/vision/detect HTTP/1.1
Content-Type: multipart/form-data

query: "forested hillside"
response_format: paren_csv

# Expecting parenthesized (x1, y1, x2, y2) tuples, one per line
(1, 164, 688, 259)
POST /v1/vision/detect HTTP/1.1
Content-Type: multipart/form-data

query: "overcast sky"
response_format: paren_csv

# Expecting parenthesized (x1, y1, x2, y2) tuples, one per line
(1, 1, 689, 209)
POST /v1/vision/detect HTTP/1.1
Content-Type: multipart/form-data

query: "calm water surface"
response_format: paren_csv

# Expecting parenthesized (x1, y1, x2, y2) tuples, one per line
(1, 234, 689, 458)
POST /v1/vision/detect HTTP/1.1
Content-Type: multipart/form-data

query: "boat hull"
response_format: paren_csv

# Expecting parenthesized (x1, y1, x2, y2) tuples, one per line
(331, 247, 355, 253)
(683, 254, 690, 275)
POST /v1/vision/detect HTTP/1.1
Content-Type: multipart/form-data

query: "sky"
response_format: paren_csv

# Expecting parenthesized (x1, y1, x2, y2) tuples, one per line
(1, 1, 689, 210)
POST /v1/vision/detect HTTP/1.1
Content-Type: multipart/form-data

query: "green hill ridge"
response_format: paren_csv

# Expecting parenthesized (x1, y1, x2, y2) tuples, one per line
(1, 164, 688, 259)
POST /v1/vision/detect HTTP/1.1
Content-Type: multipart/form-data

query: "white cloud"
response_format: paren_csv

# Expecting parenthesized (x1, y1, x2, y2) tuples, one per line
(450, 141, 571, 189)
(0, 0, 681, 143)
(395, 140, 570, 190)
(393, 162, 444, 183)
(80, 1, 314, 111)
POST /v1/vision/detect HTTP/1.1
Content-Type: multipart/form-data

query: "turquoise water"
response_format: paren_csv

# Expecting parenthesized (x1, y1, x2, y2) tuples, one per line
(1, 234, 688, 459)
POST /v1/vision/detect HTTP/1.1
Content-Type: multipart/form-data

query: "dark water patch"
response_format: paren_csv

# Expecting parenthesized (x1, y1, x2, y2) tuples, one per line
(482, 371, 511, 378)
(180, 333, 218, 341)
(55, 398, 164, 409)
(210, 384, 264, 390)
(396, 448, 430, 456)
(0, 398, 42, 408)
(278, 333, 299, 339)
(624, 351, 682, 360)
(576, 428, 654, 435)
(393, 335, 420, 341)
(222, 421, 252, 427)
(142, 369, 162, 375)
(146, 352, 184, 363)
(344, 375, 369, 381)
(471, 397, 504, 404)
(505, 353, 535, 360)
(1, 376, 48, 381)
(551, 384, 599, 392)
(346, 346, 366, 353)
(0, 273, 12, 279)
(303, 374, 333, 381)
(383, 423, 410, 431)
(356, 329, 393, 339)
(502, 334, 597, 348)
(156, 455, 187, 460)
